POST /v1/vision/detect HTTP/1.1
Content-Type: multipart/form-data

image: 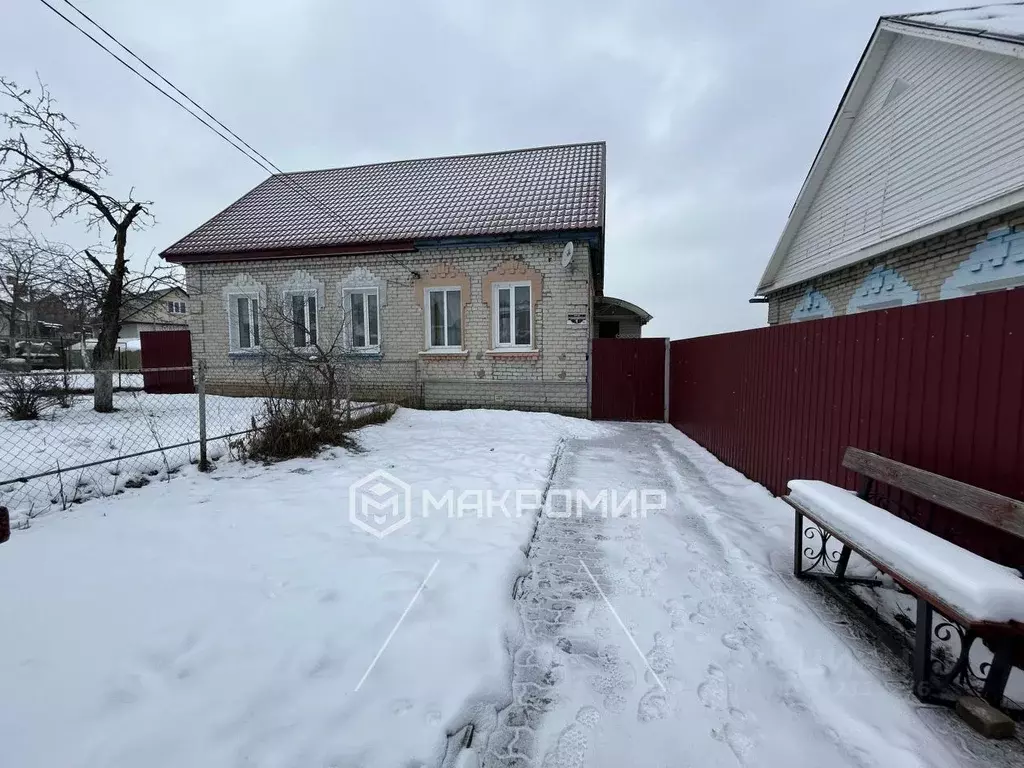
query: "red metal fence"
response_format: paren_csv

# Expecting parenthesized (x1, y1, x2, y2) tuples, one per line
(139, 330, 194, 394)
(669, 289, 1024, 565)
(591, 338, 667, 421)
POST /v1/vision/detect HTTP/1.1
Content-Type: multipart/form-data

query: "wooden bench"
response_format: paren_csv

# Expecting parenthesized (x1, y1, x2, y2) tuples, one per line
(784, 447, 1024, 709)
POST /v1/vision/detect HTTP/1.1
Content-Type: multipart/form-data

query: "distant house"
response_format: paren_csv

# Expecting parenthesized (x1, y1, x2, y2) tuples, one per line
(160, 143, 652, 416)
(757, 5, 1024, 323)
(119, 287, 189, 338)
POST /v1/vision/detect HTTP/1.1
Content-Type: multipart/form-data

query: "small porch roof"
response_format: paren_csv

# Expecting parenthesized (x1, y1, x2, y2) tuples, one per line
(594, 296, 652, 324)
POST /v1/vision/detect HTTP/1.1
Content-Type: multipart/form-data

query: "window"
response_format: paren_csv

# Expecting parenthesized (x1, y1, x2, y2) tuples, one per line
(493, 282, 532, 348)
(289, 292, 318, 347)
(167, 300, 187, 314)
(234, 295, 260, 350)
(346, 288, 380, 351)
(426, 287, 462, 349)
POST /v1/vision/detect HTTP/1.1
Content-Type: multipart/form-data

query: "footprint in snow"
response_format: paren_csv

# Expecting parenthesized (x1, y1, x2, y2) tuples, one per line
(540, 706, 600, 768)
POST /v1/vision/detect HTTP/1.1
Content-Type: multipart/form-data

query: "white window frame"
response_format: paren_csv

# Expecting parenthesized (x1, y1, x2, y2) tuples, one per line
(424, 286, 463, 351)
(167, 300, 186, 315)
(343, 286, 381, 353)
(228, 293, 261, 352)
(491, 281, 534, 349)
(284, 289, 319, 349)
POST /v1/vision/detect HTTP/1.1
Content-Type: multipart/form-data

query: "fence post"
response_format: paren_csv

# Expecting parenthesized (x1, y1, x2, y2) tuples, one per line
(197, 359, 210, 471)
(663, 337, 671, 424)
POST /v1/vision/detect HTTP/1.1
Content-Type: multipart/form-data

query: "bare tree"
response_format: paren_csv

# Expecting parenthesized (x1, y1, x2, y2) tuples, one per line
(0, 76, 151, 411)
(0, 227, 59, 351)
(258, 294, 352, 407)
(54, 246, 181, 362)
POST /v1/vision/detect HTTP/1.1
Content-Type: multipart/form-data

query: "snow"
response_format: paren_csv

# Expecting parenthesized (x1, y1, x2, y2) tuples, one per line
(0, 390, 261, 519)
(0, 408, 603, 768)
(897, 3, 1024, 39)
(789, 479, 1024, 623)
(0, 414, 1000, 767)
(480, 425, 974, 767)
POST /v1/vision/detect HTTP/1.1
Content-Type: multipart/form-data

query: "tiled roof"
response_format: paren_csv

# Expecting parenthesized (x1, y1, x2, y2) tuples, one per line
(163, 142, 605, 257)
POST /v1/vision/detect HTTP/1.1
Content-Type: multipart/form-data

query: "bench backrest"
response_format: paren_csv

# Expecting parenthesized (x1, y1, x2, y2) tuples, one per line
(842, 447, 1024, 542)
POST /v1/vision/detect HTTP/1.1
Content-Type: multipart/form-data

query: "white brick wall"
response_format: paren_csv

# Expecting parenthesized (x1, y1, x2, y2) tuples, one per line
(185, 242, 594, 415)
(768, 206, 1024, 324)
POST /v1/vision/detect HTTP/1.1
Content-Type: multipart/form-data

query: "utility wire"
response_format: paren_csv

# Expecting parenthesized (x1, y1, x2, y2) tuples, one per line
(37, 0, 421, 278)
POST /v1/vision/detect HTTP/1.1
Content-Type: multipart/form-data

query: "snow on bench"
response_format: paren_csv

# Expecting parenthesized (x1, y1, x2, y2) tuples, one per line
(789, 479, 1024, 626)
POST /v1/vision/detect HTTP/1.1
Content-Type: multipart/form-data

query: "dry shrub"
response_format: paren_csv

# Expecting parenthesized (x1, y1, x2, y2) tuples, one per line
(0, 373, 65, 420)
(239, 363, 396, 463)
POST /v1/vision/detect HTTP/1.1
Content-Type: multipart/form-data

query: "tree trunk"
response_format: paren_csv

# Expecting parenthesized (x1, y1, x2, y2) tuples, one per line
(91, 223, 129, 413)
(93, 354, 114, 413)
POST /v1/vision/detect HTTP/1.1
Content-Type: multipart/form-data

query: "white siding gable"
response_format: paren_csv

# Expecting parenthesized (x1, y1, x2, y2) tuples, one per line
(773, 33, 1024, 290)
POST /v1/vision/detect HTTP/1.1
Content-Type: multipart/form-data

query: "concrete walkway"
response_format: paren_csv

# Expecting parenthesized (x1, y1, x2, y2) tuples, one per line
(476, 423, 1022, 768)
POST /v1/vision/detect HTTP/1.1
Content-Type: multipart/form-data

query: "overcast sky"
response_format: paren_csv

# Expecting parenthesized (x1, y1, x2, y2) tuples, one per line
(3, 0, 945, 338)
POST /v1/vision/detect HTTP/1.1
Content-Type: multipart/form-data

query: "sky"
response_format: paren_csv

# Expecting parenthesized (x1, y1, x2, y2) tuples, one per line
(2, 0, 946, 338)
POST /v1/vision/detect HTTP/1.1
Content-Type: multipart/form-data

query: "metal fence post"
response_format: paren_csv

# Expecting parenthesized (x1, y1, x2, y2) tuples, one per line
(197, 360, 210, 471)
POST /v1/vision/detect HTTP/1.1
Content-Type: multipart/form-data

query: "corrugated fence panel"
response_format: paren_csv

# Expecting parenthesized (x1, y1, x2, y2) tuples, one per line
(668, 289, 1024, 566)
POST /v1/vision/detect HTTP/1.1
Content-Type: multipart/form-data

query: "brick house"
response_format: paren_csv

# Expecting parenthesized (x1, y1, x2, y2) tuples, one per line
(161, 142, 617, 417)
(756, 5, 1024, 323)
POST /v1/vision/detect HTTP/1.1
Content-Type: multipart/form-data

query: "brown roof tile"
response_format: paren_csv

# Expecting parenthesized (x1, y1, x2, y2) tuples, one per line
(162, 142, 605, 257)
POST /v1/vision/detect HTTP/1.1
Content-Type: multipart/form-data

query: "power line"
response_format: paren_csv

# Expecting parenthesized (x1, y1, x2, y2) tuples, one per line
(57, 0, 285, 177)
(36, 0, 421, 278)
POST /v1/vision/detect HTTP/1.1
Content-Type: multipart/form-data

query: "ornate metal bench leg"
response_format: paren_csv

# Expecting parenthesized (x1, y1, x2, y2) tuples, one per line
(793, 509, 804, 578)
(834, 545, 852, 579)
(913, 598, 934, 701)
(982, 640, 1014, 708)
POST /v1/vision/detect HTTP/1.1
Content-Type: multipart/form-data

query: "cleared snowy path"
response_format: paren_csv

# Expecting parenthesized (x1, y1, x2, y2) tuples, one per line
(477, 423, 1003, 768)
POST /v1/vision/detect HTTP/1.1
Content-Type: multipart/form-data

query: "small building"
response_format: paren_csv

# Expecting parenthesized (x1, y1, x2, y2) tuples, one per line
(593, 296, 652, 338)
(160, 142, 644, 417)
(756, 5, 1024, 323)
(119, 287, 189, 338)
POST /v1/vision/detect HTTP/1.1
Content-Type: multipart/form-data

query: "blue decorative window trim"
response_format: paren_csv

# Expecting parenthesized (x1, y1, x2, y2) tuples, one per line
(791, 288, 835, 322)
(847, 266, 919, 314)
(941, 227, 1024, 298)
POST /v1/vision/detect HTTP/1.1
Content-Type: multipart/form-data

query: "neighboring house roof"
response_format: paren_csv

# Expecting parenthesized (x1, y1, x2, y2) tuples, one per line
(162, 142, 606, 260)
(756, 3, 1024, 295)
(892, 3, 1024, 42)
(593, 296, 653, 324)
(121, 287, 188, 322)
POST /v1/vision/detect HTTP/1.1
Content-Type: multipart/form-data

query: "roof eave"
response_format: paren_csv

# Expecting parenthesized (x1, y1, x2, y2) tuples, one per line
(883, 15, 1024, 57)
(160, 228, 603, 265)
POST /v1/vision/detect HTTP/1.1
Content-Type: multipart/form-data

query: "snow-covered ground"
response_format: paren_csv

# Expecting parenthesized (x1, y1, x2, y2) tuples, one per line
(0, 414, 1016, 767)
(475, 424, 1013, 767)
(0, 408, 600, 768)
(0, 390, 261, 518)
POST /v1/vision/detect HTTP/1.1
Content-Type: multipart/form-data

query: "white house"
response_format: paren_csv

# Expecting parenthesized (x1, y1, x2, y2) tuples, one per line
(757, 3, 1024, 323)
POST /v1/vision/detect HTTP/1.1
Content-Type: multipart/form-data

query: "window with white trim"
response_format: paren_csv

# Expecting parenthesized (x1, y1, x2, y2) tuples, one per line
(287, 291, 318, 347)
(345, 288, 380, 351)
(233, 295, 261, 350)
(426, 287, 462, 349)
(492, 282, 532, 348)
(167, 300, 187, 314)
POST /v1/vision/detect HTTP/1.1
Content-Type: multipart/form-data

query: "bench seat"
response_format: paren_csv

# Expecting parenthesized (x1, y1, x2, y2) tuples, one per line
(789, 479, 1024, 626)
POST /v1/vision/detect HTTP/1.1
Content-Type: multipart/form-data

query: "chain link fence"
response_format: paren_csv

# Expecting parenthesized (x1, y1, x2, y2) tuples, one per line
(0, 359, 403, 526)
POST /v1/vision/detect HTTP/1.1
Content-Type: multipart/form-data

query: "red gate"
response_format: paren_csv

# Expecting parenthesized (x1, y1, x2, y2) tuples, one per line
(139, 329, 194, 394)
(591, 338, 667, 421)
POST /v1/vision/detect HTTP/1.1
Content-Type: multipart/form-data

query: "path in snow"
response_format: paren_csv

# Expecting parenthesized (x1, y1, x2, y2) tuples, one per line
(477, 423, 1023, 768)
